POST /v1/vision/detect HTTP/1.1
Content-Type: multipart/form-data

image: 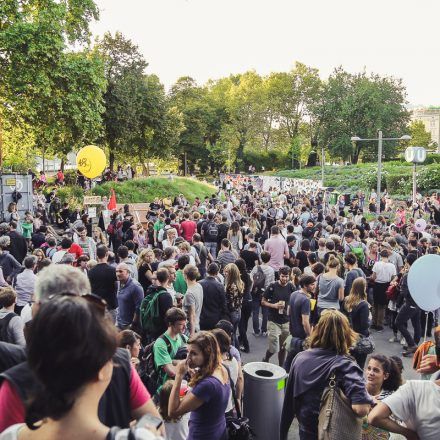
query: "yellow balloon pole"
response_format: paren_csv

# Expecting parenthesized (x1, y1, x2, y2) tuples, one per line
(76, 145, 107, 179)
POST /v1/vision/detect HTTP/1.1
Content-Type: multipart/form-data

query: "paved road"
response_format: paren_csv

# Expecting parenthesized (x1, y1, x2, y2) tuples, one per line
(240, 321, 421, 440)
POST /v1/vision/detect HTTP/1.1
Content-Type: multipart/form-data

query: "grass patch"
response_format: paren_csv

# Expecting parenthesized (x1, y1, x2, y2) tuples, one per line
(92, 177, 216, 204)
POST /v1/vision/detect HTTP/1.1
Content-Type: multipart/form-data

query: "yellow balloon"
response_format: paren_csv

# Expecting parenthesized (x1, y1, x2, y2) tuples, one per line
(76, 145, 107, 179)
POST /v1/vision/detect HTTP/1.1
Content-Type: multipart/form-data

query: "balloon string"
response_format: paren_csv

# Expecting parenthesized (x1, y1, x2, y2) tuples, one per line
(423, 311, 429, 343)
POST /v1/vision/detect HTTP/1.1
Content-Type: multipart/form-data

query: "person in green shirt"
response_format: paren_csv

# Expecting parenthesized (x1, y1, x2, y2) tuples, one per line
(153, 214, 165, 247)
(174, 255, 190, 296)
(21, 213, 34, 240)
(153, 307, 188, 393)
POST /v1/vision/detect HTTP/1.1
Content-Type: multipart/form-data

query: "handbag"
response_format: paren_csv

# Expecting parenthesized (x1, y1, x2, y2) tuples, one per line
(224, 365, 255, 440)
(318, 372, 363, 440)
(352, 335, 375, 355)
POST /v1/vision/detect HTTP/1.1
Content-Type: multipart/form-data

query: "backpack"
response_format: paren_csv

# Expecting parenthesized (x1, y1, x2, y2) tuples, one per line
(139, 333, 186, 395)
(206, 221, 219, 240)
(252, 266, 266, 297)
(106, 222, 115, 235)
(348, 243, 366, 267)
(0, 313, 17, 343)
(139, 287, 168, 336)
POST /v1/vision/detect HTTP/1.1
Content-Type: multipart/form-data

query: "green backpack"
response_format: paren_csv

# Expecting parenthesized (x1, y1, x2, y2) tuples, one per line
(139, 287, 167, 336)
(348, 243, 366, 267)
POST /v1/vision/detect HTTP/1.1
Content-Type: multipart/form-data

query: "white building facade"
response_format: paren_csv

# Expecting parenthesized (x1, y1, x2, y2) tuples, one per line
(411, 107, 440, 153)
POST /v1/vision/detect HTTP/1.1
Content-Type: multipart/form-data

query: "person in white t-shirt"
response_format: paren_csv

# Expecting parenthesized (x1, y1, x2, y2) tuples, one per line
(371, 249, 396, 331)
(368, 379, 440, 440)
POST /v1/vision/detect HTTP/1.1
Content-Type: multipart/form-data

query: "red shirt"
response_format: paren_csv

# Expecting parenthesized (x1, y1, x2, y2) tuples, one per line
(69, 243, 84, 259)
(0, 366, 150, 431)
(180, 220, 197, 242)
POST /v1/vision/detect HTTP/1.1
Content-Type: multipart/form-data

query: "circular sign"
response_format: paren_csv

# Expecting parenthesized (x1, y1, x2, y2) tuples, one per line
(405, 147, 427, 163)
(76, 145, 106, 179)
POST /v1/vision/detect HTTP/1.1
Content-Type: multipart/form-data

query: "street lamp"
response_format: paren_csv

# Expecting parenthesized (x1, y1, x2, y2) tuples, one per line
(351, 131, 411, 214)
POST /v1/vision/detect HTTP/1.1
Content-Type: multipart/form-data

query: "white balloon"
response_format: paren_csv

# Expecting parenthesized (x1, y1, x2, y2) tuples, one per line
(408, 254, 440, 311)
(414, 218, 427, 232)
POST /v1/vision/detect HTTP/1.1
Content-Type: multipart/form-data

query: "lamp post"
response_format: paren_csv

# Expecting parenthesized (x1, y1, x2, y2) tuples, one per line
(351, 132, 411, 214)
(321, 146, 325, 187)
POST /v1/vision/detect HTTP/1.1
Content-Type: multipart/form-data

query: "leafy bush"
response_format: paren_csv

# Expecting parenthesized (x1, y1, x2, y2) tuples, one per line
(386, 174, 412, 195)
(417, 165, 440, 192)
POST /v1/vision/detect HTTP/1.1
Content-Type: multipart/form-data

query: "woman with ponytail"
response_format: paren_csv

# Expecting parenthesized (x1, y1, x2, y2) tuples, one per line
(0, 296, 162, 440)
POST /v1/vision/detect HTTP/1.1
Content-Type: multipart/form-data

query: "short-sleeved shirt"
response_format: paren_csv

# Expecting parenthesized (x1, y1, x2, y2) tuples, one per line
(317, 275, 344, 309)
(263, 235, 289, 271)
(372, 261, 396, 283)
(289, 290, 311, 339)
(183, 283, 204, 333)
(188, 376, 230, 440)
(263, 282, 294, 324)
(153, 332, 187, 390)
(383, 380, 440, 440)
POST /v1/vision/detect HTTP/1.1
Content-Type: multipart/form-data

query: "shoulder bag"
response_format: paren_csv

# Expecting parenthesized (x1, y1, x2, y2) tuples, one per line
(318, 371, 363, 440)
(224, 365, 255, 440)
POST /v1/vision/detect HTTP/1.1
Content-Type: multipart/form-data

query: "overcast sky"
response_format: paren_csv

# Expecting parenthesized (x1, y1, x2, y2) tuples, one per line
(91, 0, 439, 106)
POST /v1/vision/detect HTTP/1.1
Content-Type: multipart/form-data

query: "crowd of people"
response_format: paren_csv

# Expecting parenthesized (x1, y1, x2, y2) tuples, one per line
(0, 178, 440, 440)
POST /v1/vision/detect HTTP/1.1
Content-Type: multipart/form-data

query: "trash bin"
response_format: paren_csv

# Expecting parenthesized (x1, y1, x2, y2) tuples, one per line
(330, 191, 339, 205)
(242, 362, 287, 440)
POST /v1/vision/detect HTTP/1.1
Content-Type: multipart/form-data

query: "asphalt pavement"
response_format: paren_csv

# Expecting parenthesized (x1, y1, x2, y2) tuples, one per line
(240, 319, 421, 440)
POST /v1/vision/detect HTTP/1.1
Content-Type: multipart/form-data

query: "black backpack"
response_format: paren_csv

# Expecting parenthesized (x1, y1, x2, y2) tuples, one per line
(0, 313, 17, 343)
(138, 333, 186, 395)
(206, 221, 219, 240)
(251, 266, 266, 297)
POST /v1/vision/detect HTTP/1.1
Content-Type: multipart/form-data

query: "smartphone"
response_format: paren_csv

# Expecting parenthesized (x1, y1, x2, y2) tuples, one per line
(137, 413, 163, 430)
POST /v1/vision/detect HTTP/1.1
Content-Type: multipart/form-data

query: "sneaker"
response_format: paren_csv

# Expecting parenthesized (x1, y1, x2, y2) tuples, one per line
(389, 335, 399, 343)
(402, 346, 418, 357)
(252, 331, 260, 337)
(376, 326, 384, 332)
(400, 337, 406, 345)
(262, 332, 268, 337)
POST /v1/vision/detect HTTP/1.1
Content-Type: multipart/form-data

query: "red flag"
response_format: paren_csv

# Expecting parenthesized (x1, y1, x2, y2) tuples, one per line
(107, 189, 117, 210)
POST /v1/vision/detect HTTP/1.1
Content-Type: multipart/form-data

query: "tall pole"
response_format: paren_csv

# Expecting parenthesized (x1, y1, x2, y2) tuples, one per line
(228, 148, 231, 174)
(321, 146, 325, 186)
(184, 151, 187, 176)
(376, 130, 382, 214)
(412, 163, 417, 205)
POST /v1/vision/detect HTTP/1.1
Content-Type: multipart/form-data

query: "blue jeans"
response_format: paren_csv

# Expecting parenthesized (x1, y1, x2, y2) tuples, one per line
(252, 296, 268, 334)
(229, 310, 241, 348)
(205, 241, 217, 259)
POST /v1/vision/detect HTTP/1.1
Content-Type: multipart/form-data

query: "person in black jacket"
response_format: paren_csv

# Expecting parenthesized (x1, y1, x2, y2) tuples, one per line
(199, 263, 228, 330)
(344, 277, 370, 368)
(395, 253, 421, 357)
(8, 222, 27, 264)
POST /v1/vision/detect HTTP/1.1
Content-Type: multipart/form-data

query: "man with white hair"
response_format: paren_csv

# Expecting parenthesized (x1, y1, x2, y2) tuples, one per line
(116, 263, 144, 330)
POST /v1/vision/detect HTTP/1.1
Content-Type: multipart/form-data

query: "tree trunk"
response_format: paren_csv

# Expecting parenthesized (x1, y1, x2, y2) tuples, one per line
(109, 150, 115, 171)
(0, 114, 3, 168)
(61, 158, 65, 172)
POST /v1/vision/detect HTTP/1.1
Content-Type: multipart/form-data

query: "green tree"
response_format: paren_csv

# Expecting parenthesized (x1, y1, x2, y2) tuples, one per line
(409, 120, 436, 150)
(312, 68, 410, 163)
(0, 0, 102, 167)
(169, 77, 211, 174)
(94, 32, 147, 169)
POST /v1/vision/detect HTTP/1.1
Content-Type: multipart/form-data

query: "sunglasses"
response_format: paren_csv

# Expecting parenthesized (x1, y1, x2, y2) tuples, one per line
(48, 293, 107, 315)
